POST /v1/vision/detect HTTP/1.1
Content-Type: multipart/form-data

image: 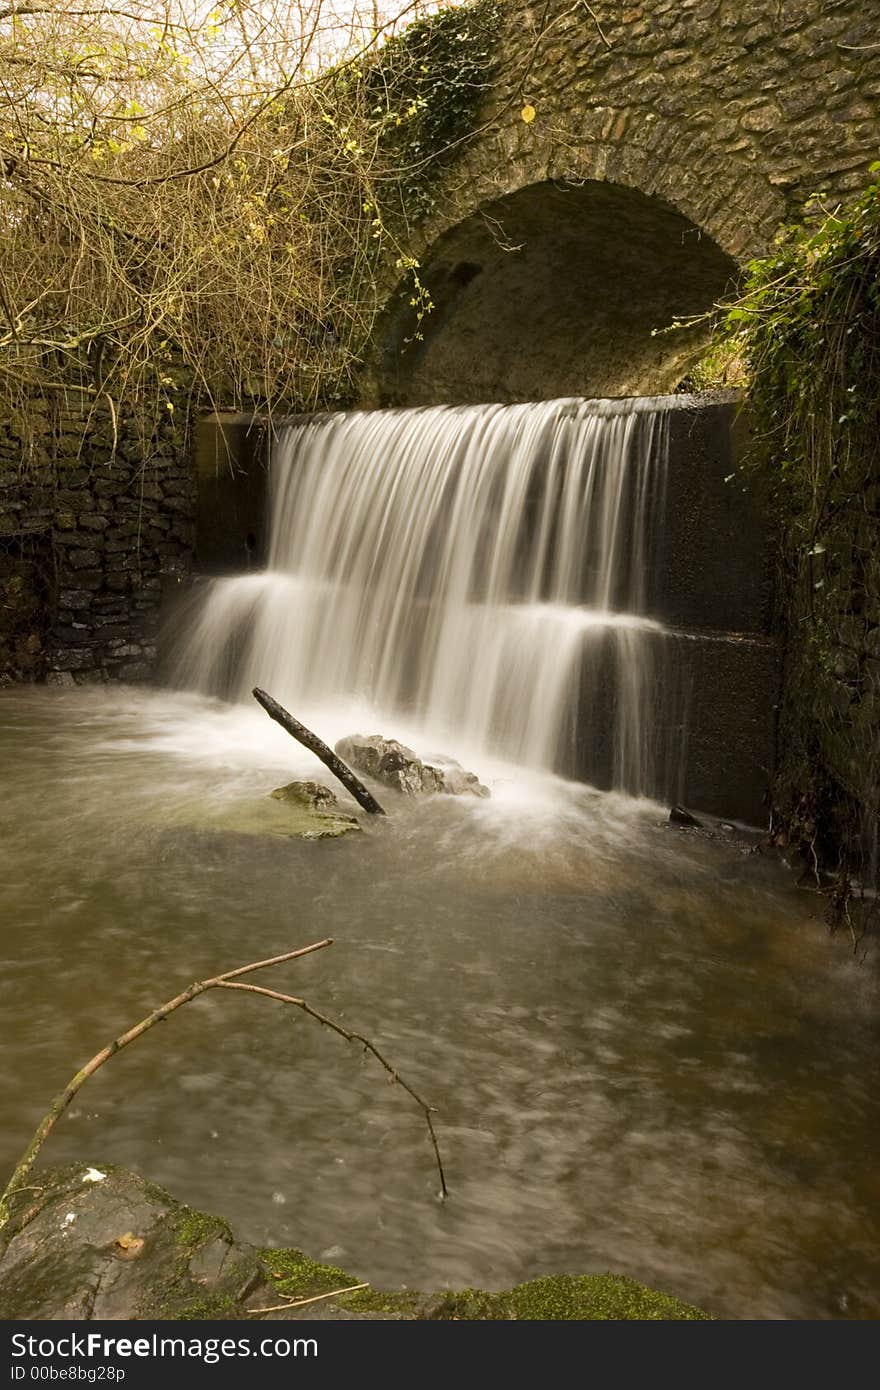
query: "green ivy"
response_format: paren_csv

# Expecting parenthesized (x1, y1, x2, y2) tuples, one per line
(715, 171, 880, 930)
(369, 0, 503, 219)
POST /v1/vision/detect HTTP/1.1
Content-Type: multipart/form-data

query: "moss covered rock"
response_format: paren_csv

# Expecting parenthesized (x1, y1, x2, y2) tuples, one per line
(152, 789, 362, 842)
(0, 1166, 711, 1321)
(270, 781, 340, 811)
(429, 1274, 711, 1321)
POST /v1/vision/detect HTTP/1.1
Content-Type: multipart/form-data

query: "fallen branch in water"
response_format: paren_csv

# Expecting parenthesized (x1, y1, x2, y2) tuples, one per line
(252, 687, 386, 816)
(0, 937, 447, 1236)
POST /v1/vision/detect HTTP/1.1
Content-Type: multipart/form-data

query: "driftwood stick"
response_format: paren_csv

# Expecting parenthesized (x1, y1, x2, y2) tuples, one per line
(0, 935, 444, 1232)
(217, 980, 448, 1196)
(247, 1282, 369, 1315)
(252, 687, 386, 816)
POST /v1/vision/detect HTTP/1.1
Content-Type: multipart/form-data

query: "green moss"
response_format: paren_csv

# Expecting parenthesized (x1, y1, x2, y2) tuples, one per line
(258, 1246, 355, 1300)
(430, 1274, 711, 1321)
(343, 1286, 425, 1316)
(139, 1207, 247, 1320)
(251, 1251, 711, 1322)
(257, 1247, 425, 1316)
(430, 1287, 502, 1319)
(156, 1289, 239, 1321)
(171, 1206, 233, 1251)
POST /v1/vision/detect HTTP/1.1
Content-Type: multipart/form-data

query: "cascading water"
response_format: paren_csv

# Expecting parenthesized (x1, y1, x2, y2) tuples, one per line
(175, 397, 674, 796)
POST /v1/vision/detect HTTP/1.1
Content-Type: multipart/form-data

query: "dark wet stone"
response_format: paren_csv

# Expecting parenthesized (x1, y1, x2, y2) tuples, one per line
(0, 1165, 250, 1320)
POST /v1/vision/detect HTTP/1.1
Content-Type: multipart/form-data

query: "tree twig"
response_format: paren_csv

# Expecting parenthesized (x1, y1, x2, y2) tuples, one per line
(253, 687, 386, 816)
(217, 979, 447, 1196)
(247, 1281, 368, 1315)
(581, 1, 612, 48)
(0, 935, 446, 1234)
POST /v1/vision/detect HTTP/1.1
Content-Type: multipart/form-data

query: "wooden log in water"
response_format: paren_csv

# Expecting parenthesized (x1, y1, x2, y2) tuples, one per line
(252, 687, 386, 816)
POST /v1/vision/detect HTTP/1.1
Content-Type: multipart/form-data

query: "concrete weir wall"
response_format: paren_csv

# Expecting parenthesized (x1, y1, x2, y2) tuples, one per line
(652, 399, 777, 823)
(562, 394, 778, 824)
(193, 414, 268, 574)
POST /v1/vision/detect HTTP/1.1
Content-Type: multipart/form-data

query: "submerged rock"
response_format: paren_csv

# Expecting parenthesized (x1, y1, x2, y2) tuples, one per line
(0, 1165, 711, 1321)
(268, 781, 359, 838)
(270, 780, 339, 811)
(277, 808, 361, 841)
(669, 804, 703, 829)
(152, 791, 361, 842)
(335, 734, 490, 799)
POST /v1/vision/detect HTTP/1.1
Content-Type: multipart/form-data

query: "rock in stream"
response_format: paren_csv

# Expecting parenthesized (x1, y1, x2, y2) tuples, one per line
(334, 735, 490, 799)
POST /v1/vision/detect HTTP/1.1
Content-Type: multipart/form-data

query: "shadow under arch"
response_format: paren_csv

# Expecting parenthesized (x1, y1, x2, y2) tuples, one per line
(365, 178, 740, 407)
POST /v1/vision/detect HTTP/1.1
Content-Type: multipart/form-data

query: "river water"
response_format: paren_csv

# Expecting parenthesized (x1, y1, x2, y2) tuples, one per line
(1, 685, 878, 1319)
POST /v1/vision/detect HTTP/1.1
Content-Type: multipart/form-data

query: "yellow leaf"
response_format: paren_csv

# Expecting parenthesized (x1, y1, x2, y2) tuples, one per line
(521, 104, 536, 124)
(114, 1232, 145, 1258)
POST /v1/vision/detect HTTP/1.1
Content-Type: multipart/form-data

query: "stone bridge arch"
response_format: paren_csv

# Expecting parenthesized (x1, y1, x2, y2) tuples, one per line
(362, 0, 880, 406)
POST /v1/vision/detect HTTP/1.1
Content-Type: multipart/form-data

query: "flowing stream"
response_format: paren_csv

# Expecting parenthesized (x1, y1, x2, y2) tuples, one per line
(0, 686, 878, 1320)
(2, 397, 879, 1320)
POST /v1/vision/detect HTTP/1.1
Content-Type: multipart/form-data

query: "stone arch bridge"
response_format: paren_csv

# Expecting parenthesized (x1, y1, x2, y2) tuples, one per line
(365, 0, 880, 406)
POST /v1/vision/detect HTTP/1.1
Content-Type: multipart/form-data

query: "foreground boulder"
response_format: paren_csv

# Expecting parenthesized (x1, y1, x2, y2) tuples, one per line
(0, 1165, 709, 1321)
(335, 735, 490, 799)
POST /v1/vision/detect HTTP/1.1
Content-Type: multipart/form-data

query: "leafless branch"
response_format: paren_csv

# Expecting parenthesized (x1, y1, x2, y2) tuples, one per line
(0, 934, 448, 1235)
(247, 1281, 369, 1314)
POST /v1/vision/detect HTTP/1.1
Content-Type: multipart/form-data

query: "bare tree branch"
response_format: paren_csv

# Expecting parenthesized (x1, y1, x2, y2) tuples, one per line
(0, 935, 448, 1236)
(217, 978, 447, 1194)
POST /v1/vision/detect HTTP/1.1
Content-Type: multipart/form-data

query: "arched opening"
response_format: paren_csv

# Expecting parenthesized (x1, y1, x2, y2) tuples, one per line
(369, 179, 740, 406)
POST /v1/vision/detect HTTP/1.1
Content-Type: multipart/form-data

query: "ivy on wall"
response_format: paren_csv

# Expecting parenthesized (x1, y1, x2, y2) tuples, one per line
(370, 0, 503, 220)
(716, 172, 880, 933)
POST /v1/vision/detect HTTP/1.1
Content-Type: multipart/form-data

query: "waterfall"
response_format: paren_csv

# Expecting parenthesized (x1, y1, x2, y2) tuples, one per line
(175, 397, 674, 796)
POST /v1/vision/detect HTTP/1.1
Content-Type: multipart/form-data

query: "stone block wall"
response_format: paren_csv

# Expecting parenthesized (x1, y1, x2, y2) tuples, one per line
(0, 403, 194, 685)
(424, 0, 880, 266)
(367, 0, 880, 405)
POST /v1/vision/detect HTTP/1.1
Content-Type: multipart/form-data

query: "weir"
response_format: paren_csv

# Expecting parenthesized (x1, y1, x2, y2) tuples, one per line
(180, 393, 778, 819)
